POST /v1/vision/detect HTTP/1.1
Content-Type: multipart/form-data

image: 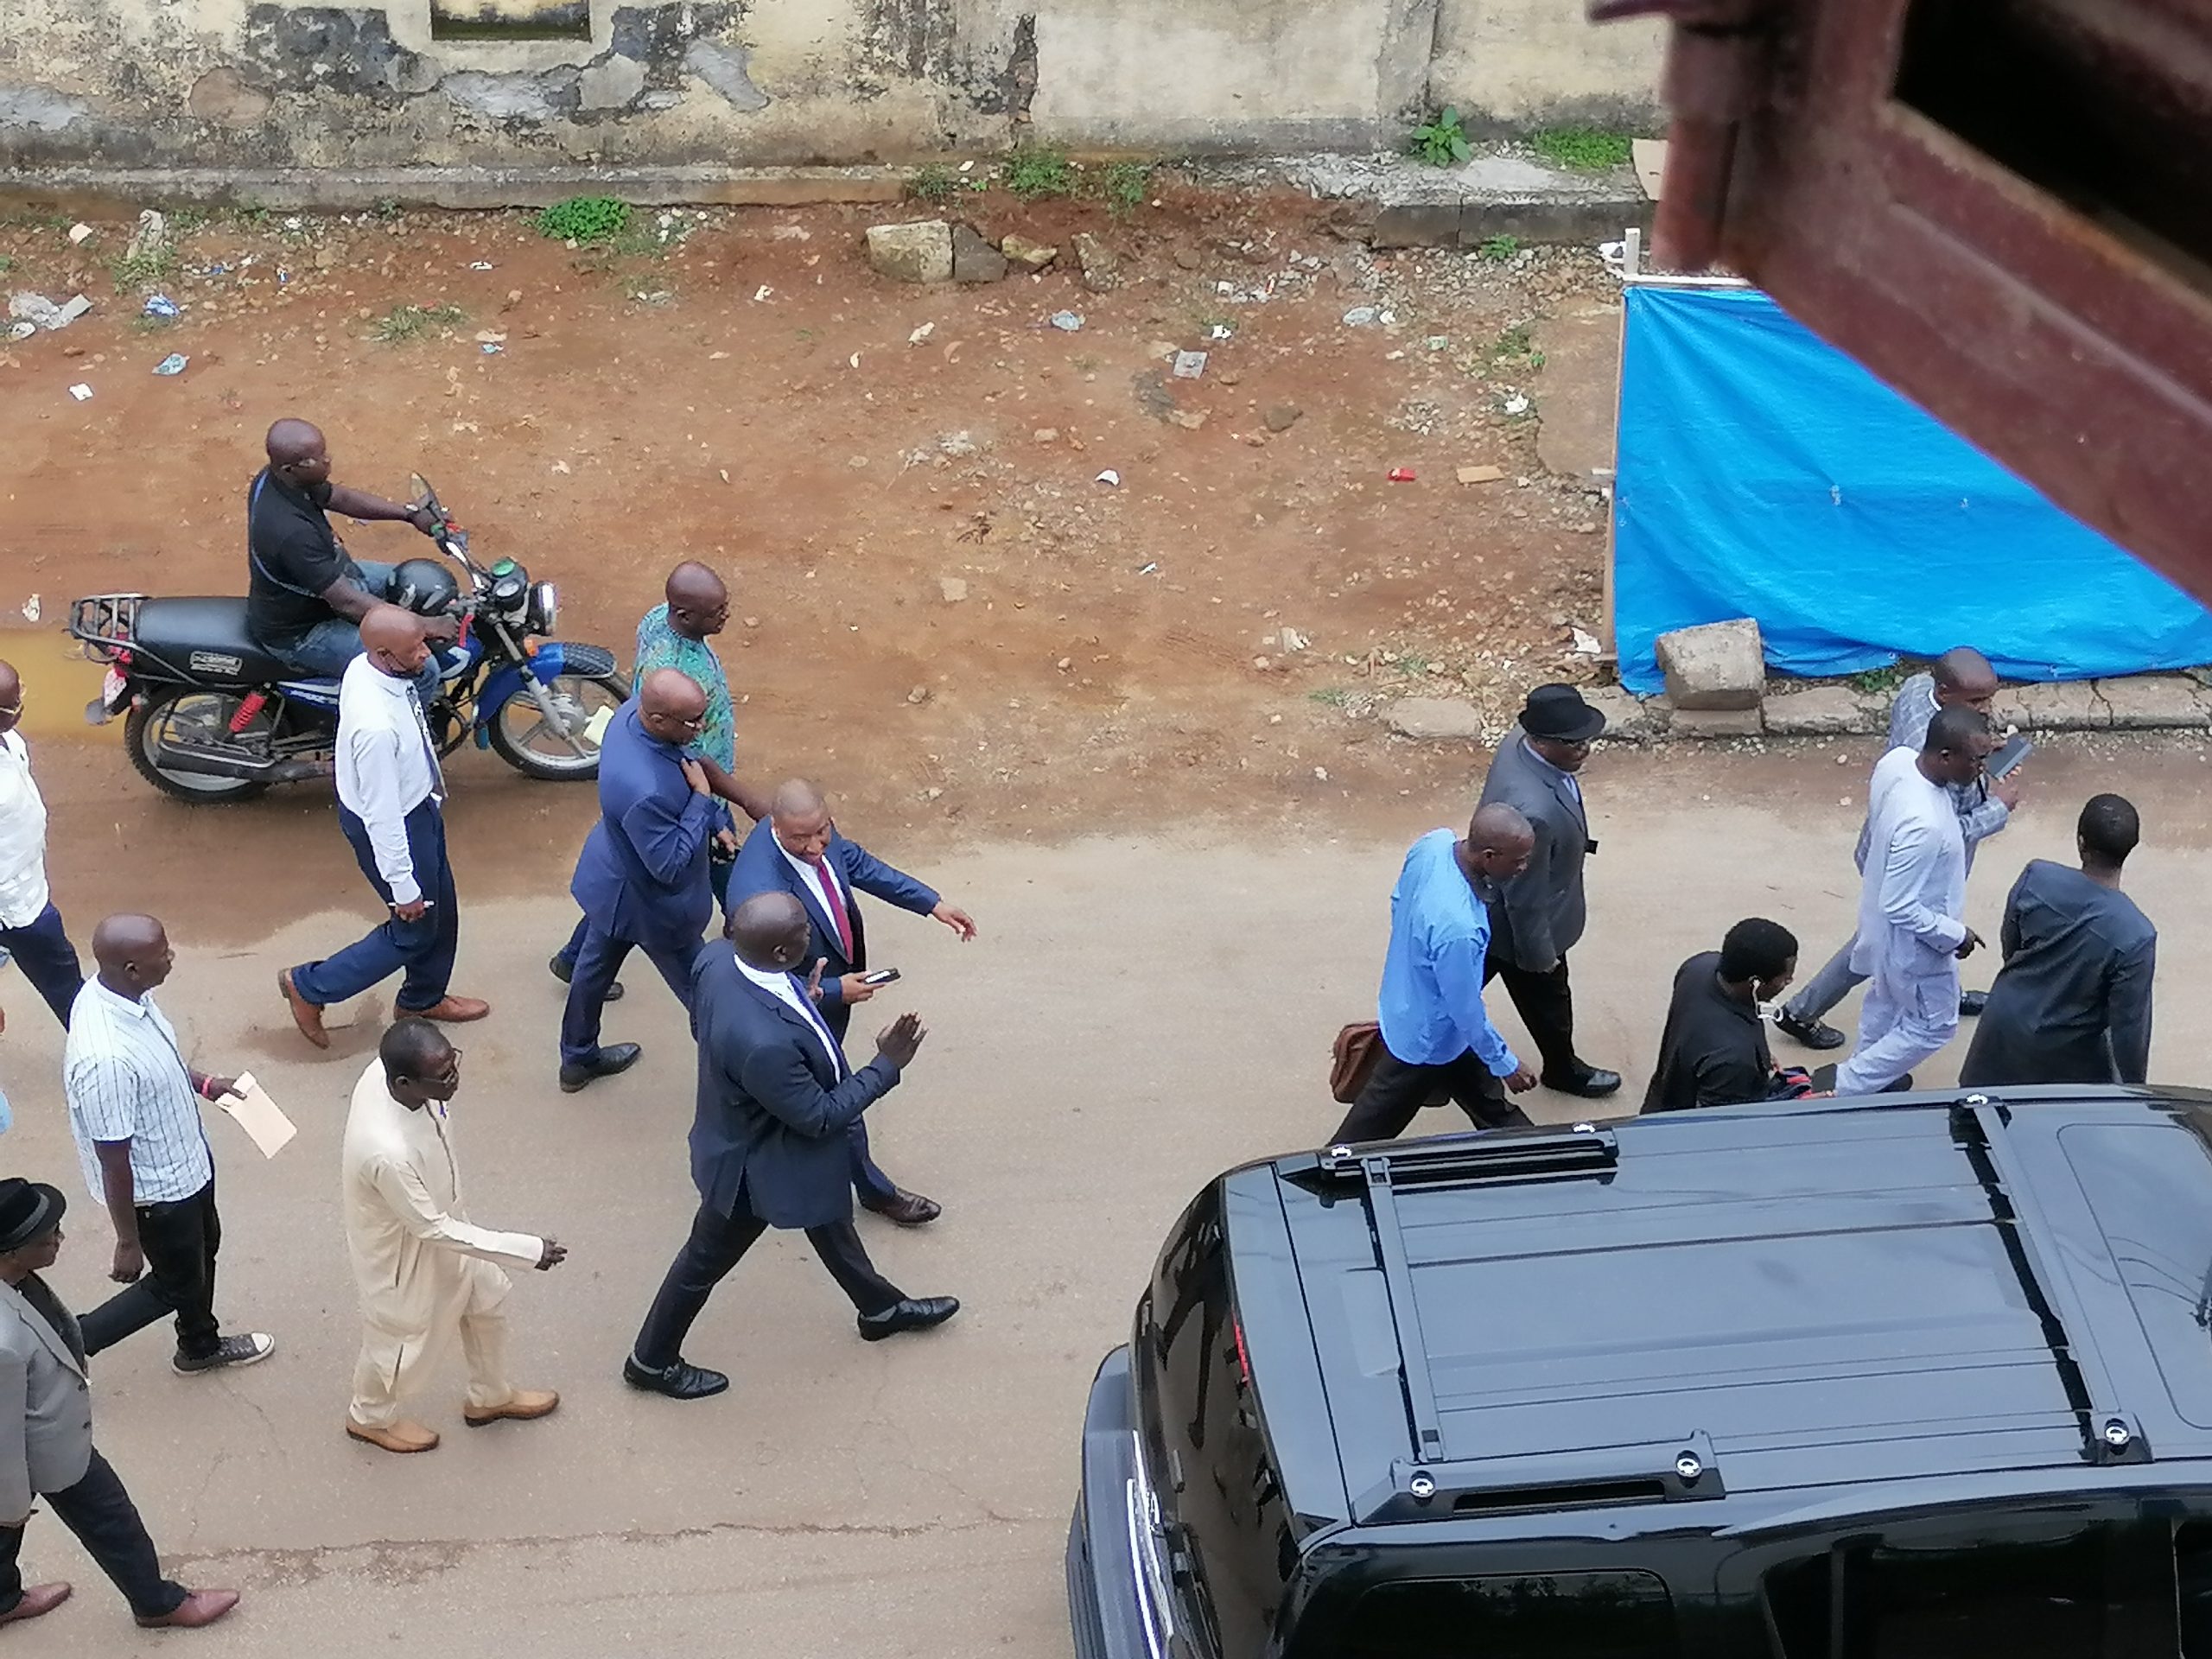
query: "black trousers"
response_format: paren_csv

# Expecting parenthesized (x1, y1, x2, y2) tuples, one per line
(80, 1179, 222, 1361)
(632, 1192, 902, 1369)
(0, 1448, 186, 1619)
(1332, 1048, 1535, 1145)
(1485, 944, 1587, 1084)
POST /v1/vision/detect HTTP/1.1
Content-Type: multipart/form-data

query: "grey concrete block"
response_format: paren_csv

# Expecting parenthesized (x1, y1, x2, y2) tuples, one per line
(1671, 706, 1764, 738)
(1460, 198, 1653, 248)
(1386, 697, 1486, 740)
(2094, 675, 2212, 729)
(950, 222, 1007, 283)
(1656, 617, 1764, 710)
(1993, 681, 2108, 731)
(1372, 203, 1464, 249)
(865, 219, 952, 284)
(1582, 683, 1662, 742)
(1763, 685, 1882, 736)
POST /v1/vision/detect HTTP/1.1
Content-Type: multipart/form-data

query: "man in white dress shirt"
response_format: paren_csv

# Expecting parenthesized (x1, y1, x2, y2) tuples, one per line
(278, 607, 488, 1047)
(341, 1019, 563, 1454)
(1833, 706, 1995, 1095)
(0, 660, 85, 1028)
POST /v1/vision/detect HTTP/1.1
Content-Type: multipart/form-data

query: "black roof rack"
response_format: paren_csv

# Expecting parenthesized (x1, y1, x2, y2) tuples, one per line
(1352, 1433, 1726, 1525)
(1949, 1096, 2151, 1468)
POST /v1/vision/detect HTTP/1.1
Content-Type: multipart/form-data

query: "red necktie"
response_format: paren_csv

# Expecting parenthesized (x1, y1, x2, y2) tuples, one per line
(813, 862, 854, 957)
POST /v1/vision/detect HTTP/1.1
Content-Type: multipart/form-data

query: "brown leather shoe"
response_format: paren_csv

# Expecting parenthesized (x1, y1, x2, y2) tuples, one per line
(346, 1417, 441, 1453)
(135, 1589, 239, 1629)
(464, 1388, 558, 1427)
(416, 995, 490, 1024)
(0, 1583, 70, 1625)
(861, 1187, 942, 1226)
(277, 969, 328, 1050)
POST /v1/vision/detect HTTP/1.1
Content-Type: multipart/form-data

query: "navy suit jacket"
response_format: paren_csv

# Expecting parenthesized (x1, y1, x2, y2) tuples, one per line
(570, 702, 720, 950)
(685, 944, 904, 1229)
(728, 817, 939, 1038)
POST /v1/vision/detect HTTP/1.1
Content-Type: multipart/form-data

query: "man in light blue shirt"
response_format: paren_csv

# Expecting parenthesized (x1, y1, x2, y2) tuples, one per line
(1330, 804, 1542, 1144)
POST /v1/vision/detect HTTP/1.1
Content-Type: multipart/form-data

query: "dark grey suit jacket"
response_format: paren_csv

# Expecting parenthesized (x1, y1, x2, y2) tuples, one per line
(1475, 727, 1592, 971)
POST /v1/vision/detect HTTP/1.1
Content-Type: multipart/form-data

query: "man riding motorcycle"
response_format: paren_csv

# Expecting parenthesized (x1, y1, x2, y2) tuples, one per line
(246, 418, 451, 709)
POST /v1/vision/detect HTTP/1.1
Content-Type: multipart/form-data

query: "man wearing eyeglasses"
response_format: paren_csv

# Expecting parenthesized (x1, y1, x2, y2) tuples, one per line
(0, 662, 85, 1029)
(557, 670, 723, 1093)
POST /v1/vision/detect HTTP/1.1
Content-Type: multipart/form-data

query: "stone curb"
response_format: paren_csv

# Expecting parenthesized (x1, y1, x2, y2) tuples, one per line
(0, 165, 912, 213)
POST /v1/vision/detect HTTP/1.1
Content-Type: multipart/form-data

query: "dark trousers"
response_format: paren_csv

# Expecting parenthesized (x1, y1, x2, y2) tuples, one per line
(80, 1179, 221, 1361)
(632, 1192, 902, 1368)
(556, 852, 734, 974)
(1485, 944, 1587, 1084)
(0, 901, 84, 1027)
(1332, 1047, 1535, 1145)
(294, 800, 458, 1012)
(559, 924, 697, 1067)
(0, 1449, 186, 1619)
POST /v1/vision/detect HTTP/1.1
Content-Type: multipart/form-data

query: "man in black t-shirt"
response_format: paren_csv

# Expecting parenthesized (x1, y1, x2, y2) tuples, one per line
(1643, 918, 1800, 1113)
(246, 418, 451, 706)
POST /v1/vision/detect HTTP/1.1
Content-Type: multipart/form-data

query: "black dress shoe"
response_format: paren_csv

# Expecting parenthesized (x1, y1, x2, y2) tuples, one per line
(1775, 1008, 1848, 1051)
(1959, 990, 1988, 1017)
(622, 1355, 728, 1399)
(859, 1188, 942, 1226)
(1543, 1067, 1623, 1100)
(857, 1296, 961, 1342)
(549, 951, 623, 1001)
(560, 1043, 643, 1094)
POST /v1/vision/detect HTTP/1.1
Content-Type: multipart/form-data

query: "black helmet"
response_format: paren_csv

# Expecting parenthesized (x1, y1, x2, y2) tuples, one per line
(389, 558, 460, 617)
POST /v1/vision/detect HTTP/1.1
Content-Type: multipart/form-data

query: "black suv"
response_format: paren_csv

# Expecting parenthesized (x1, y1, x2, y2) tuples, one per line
(1068, 1089, 2212, 1657)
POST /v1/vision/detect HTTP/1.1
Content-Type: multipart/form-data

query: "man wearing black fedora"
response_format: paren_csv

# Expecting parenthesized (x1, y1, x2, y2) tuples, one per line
(1472, 683, 1624, 1099)
(0, 1178, 238, 1631)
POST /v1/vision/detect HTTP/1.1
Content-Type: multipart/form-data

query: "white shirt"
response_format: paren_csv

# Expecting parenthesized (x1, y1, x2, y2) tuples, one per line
(335, 653, 444, 906)
(777, 841, 850, 945)
(64, 978, 215, 1205)
(1848, 747, 1970, 982)
(0, 731, 51, 930)
(734, 953, 846, 1076)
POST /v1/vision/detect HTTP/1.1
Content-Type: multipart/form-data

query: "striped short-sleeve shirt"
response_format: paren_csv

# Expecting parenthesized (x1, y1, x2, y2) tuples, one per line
(65, 978, 214, 1205)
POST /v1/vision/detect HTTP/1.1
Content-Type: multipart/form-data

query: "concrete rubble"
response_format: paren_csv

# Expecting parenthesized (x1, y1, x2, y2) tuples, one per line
(1071, 232, 1120, 293)
(1000, 233, 1057, 272)
(1655, 618, 1764, 710)
(865, 219, 953, 284)
(950, 223, 1007, 284)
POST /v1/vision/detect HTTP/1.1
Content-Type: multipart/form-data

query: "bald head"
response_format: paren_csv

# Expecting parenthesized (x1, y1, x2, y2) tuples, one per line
(638, 668, 708, 745)
(1932, 647, 1998, 710)
(1463, 802, 1535, 884)
(665, 562, 729, 641)
(92, 912, 174, 997)
(264, 418, 331, 492)
(769, 779, 833, 865)
(730, 890, 810, 970)
(0, 659, 20, 738)
(360, 604, 430, 681)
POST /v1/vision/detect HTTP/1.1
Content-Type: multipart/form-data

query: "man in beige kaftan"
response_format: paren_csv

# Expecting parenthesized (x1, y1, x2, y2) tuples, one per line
(341, 1018, 565, 1453)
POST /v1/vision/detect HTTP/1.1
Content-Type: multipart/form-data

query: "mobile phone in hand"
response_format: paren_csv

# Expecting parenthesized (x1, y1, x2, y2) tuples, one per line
(1988, 734, 2032, 779)
(860, 968, 901, 986)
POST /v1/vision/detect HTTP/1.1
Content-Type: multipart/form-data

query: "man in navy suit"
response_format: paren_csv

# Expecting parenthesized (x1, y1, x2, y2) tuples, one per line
(557, 670, 721, 1094)
(622, 893, 958, 1401)
(728, 780, 977, 1224)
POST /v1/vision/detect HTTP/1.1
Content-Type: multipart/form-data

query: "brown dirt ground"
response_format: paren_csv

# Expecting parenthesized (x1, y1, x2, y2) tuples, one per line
(1, 179, 1619, 936)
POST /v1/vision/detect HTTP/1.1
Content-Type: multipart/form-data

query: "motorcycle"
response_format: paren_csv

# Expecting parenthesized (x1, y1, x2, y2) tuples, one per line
(68, 476, 628, 804)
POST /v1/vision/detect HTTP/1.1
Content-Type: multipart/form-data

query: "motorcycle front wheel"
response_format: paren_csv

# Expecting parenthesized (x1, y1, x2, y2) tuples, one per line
(123, 685, 271, 804)
(486, 668, 629, 781)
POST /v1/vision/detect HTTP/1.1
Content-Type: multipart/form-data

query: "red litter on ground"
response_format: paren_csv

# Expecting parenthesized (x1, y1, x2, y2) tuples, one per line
(1388, 467, 1417, 482)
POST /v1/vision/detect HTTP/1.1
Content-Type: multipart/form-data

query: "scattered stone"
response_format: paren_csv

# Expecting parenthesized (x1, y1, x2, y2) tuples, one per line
(1072, 232, 1120, 293)
(865, 219, 953, 284)
(950, 223, 1007, 284)
(1000, 233, 1058, 272)
(313, 247, 335, 270)
(1387, 697, 1486, 741)
(938, 575, 969, 603)
(1032, 427, 1059, 443)
(907, 684, 931, 705)
(1058, 657, 1074, 671)
(1252, 656, 1272, 671)
(1173, 247, 1202, 270)
(1672, 706, 1765, 738)
(1763, 684, 1879, 737)
(1656, 618, 1764, 711)
(1264, 404, 1304, 433)
(1169, 410, 1206, 430)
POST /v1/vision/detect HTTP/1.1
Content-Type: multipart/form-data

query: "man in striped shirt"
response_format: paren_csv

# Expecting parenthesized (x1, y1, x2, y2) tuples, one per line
(65, 915, 272, 1375)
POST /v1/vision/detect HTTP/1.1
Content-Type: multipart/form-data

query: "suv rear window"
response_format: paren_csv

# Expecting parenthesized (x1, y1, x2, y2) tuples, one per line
(1347, 1571, 1678, 1656)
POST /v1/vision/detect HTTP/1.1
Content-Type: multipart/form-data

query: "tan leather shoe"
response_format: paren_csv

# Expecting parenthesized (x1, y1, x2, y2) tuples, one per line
(464, 1388, 559, 1427)
(277, 969, 328, 1050)
(136, 1589, 239, 1629)
(346, 1417, 441, 1453)
(0, 1583, 69, 1625)
(416, 995, 490, 1024)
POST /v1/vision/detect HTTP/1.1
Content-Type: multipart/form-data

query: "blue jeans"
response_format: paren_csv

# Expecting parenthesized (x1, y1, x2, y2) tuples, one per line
(270, 560, 443, 708)
(294, 800, 457, 1011)
(0, 901, 85, 1027)
(559, 925, 698, 1068)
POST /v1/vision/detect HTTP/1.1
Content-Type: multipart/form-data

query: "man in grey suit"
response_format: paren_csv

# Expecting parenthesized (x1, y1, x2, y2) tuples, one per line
(0, 1178, 236, 1631)
(1473, 683, 1622, 1098)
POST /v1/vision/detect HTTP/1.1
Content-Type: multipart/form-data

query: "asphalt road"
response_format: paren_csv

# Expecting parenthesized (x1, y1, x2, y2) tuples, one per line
(7, 739, 2211, 1655)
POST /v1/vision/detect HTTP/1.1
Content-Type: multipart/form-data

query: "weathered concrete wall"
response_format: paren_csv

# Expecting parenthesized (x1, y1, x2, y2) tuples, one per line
(0, 0, 1663, 178)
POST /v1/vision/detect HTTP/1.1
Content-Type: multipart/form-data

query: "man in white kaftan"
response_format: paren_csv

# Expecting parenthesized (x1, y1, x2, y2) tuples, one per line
(340, 1018, 564, 1453)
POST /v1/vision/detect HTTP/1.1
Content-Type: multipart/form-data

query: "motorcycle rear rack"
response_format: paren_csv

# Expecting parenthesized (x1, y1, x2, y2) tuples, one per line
(68, 593, 145, 663)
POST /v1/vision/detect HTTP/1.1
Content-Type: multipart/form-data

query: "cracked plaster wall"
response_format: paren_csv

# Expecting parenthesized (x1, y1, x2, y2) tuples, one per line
(0, 0, 1662, 175)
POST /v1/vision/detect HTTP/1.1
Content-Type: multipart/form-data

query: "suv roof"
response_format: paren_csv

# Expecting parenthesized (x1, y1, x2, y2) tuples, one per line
(1254, 1088, 2212, 1529)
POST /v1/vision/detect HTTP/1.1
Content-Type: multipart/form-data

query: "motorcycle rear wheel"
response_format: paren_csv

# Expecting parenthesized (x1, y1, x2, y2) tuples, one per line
(486, 668, 628, 780)
(124, 685, 271, 804)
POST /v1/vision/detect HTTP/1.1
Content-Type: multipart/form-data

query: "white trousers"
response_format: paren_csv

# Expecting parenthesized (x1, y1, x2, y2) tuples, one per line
(349, 1257, 517, 1427)
(1834, 969, 1960, 1095)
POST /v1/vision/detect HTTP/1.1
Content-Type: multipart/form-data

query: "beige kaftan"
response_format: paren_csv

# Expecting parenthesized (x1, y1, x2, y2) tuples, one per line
(340, 1060, 544, 1427)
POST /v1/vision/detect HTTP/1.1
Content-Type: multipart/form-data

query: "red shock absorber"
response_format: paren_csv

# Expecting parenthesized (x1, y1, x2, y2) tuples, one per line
(227, 690, 268, 734)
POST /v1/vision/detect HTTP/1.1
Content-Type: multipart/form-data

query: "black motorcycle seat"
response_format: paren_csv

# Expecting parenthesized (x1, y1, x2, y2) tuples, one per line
(132, 597, 319, 686)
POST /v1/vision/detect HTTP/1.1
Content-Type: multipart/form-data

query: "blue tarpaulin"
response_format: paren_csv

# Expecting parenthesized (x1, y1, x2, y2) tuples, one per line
(1612, 284, 2212, 695)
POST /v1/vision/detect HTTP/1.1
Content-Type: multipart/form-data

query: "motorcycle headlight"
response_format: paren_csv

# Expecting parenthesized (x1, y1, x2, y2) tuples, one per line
(531, 582, 558, 634)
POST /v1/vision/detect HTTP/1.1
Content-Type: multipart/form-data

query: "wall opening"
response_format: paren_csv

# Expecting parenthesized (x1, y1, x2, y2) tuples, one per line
(429, 0, 591, 41)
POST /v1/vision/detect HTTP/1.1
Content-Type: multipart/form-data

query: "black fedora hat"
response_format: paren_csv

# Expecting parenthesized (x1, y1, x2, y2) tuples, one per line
(1520, 682, 1606, 743)
(0, 1178, 65, 1254)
